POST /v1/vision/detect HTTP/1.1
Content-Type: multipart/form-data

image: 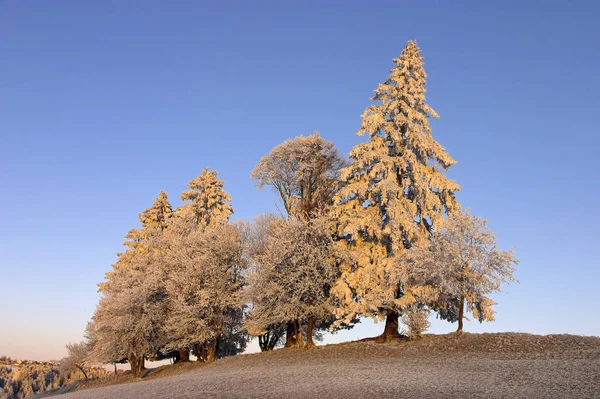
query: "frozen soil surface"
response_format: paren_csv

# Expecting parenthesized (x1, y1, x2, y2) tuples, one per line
(43, 333, 600, 398)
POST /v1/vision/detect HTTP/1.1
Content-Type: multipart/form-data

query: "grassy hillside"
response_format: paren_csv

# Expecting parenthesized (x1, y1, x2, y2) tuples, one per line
(36, 333, 600, 399)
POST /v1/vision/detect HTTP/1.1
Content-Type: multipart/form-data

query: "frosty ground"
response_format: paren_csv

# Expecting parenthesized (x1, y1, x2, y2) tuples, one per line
(39, 333, 600, 399)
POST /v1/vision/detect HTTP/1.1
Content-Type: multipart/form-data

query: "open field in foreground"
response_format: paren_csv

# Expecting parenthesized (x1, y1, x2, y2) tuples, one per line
(39, 333, 600, 399)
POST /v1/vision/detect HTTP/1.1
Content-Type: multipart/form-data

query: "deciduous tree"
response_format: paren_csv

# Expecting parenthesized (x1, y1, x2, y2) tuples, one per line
(60, 342, 91, 380)
(163, 223, 247, 361)
(246, 218, 340, 348)
(252, 132, 346, 220)
(252, 132, 345, 346)
(398, 210, 518, 332)
(243, 214, 286, 352)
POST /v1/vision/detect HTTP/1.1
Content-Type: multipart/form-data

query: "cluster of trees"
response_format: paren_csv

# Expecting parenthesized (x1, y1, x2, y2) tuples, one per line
(0, 361, 107, 399)
(78, 40, 517, 377)
(85, 170, 245, 377)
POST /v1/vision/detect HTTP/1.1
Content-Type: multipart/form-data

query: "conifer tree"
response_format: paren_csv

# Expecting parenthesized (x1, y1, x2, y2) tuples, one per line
(92, 193, 173, 373)
(123, 191, 173, 248)
(178, 168, 233, 229)
(100, 192, 173, 292)
(90, 240, 169, 377)
(139, 190, 173, 232)
(332, 40, 460, 340)
(163, 169, 238, 361)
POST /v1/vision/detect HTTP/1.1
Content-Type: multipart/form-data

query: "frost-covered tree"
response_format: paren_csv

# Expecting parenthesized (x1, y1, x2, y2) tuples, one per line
(177, 168, 233, 229)
(252, 132, 345, 346)
(88, 191, 173, 377)
(100, 192, 173, 292)
(398, 210, 518, 332)
(400, 306, 430, 339)
(332, 40, 460, 340)
(157, 169, 237, 361)
(90, 242, 168, 377)
(60, 342, 91, 380)
(246, 218, 340, 348)
(162, 223, 247, 361)
(85, 321, 125, 374)
(252, 132, 346, 220)
(242, 213, 286, 352)
(91, 193, 173, 376)
(123, 191, 173, 249)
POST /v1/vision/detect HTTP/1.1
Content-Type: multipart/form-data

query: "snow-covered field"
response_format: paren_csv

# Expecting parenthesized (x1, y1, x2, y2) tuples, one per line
(43, 333, 600, 399)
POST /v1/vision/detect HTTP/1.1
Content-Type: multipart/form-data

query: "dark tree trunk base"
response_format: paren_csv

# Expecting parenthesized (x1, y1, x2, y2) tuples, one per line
(129, 354, 145, 378)
(457, 295, 465, 333)
(201, 343, 208, 362)
(375, 309, 401, 342)
(177, 347, 190, 363)
(284, 321, 297, 348)
(305, 318, 316, 348)
(293, 320, 304, 348)
(207, 340, 218, 362)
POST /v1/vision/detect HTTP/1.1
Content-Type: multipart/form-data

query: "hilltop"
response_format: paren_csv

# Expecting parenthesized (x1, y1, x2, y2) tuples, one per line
(35, 332, 600, 399)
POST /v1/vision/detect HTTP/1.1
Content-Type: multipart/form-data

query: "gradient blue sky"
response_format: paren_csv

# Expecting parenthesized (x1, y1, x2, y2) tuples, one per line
(1, 0, 599, 360)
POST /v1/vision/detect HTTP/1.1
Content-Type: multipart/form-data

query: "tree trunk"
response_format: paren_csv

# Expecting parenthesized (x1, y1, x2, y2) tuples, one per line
(258, 334, 269, 352)
(192, 344, 201, 361)
(284, 321, 297, 347)
(201, 343, 208, 362)
(114, 363, 117, 375)
(177, 347, 190, 362)
(129, 354, 139, 378)
(379, 309, 400, 342)
(305, 318, 315, 348)
(129, 354, 145, 378)
(76, 365, 88, 380)
(138, 356, 145, 377)
(269, 329, 283, 350)
(294, 320, 304, 348)
(457, 295, 465, 333)
(207, 340, 218, 362)
(260, 327, 284, 351)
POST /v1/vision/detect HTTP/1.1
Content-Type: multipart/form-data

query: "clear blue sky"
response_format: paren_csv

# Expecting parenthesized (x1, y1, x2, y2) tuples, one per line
(1, 0, 598, 360)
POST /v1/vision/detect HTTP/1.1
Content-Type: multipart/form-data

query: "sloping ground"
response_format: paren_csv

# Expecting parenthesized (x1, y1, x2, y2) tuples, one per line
(42, 333, 600, 399)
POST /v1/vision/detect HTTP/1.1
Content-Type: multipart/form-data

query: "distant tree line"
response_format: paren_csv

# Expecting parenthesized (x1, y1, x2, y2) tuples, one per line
(75, 40, 517, 378)
(0, 360, 107, 399)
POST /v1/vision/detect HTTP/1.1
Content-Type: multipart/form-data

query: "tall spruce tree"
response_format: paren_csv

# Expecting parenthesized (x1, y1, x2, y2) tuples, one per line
(164, 168, 237, 361)
(101, 191, 173, 291)
(123, 191, 173, 247)
(178, 168, 233, 228)
(332, 40, 460, 340)
(92, 192, 174, 373)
